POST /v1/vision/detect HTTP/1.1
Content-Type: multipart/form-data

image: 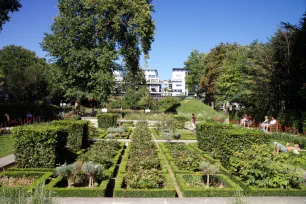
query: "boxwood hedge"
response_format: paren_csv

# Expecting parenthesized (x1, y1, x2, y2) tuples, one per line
(12, 125, 70, 168)
(176, 174, 243, 197)
(51, 120, 89, 153)
(196, 122, 270, 165)
(97, 114, 118, 128)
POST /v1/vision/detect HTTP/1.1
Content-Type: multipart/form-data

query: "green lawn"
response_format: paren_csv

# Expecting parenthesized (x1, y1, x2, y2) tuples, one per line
(0, 134, 14, 158)
(176, 99, 225, 121)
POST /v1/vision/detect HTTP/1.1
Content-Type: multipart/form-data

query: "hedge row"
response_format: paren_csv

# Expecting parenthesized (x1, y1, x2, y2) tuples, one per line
(51, 120, 89, 153)
(0, 171, 53, 193)
(173, 116, 186, 129)
(97, 114, 118, 128)
(196, 122, 270, 165)
(12, 120, 89, 168)
(45, 143, 125, 197)
(176, 174, 243, 197)
(45, 176, 108, 197)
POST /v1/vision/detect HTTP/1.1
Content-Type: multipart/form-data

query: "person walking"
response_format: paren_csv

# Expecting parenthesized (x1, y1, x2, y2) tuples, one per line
(191, 113, 196, 129)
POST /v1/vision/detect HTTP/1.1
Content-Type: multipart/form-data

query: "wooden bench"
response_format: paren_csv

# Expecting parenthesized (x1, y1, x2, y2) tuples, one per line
(269, 120, 281, 132)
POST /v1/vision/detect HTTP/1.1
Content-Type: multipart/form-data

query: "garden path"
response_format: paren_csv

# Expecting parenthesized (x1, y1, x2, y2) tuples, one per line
(0, 154, 15, 169)
(55, 197, 306, 204)
(95, 139, 198, 143)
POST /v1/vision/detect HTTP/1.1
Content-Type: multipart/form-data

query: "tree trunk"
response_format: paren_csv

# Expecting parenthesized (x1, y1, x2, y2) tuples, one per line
(207, 174, 210, 188)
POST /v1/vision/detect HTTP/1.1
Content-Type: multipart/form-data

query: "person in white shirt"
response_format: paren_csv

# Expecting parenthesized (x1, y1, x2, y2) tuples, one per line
(269, 117, 276, 125)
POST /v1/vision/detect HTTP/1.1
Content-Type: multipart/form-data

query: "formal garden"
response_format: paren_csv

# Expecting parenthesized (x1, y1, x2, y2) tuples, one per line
(1, 108, 306, 202)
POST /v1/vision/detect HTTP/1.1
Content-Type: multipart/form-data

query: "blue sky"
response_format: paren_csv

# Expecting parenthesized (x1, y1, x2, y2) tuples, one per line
(0, 0, 305, 80)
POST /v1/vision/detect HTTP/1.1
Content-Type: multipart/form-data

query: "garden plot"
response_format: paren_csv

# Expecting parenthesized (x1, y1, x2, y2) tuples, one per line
(114, 123, 176, 197)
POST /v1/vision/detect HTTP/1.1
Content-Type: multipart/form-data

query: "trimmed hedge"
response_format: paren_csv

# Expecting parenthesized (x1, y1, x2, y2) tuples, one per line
(12, 124, 71, 168)
(0, 171, 53, 193)
(176, 174, 243, 197)
(196, 122, 270, 165)
(7, 168, 55, 172)
(45, 176, 108, 197)
(51, 120, 89, 153)
(97, 114, 118, 128)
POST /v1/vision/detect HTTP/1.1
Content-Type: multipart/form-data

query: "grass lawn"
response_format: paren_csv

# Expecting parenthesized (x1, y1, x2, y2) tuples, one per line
(176, 99, 225, 121)
(0, 134, 14, 158)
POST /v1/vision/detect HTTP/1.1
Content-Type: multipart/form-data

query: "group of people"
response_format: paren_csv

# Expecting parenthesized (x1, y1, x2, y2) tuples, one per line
(240, 115, 277, 132)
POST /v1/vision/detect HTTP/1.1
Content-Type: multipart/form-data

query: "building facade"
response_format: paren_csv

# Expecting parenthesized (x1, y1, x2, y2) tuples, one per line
(170, 68, 188, 96)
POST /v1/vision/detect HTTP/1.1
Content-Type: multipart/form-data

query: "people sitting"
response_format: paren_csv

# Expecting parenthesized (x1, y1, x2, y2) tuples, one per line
(269, 116, 277, 131)
(240, 115, 249, 127)
(273, 142, 304, 154)
(260, 116, 269, 131)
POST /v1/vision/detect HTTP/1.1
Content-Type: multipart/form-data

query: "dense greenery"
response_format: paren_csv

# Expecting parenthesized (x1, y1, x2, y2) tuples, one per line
(97, 113, 118, 128)
(0, 134, 13, 158)
(78, 140, 121, 169)
(0, 45, 50, 103)
(196, 122, 270, 165)
(51, 120, 89, 153)
(185, 13, 306, 128)
(229, 145, 304, 189)
(41, 0, 155, 104)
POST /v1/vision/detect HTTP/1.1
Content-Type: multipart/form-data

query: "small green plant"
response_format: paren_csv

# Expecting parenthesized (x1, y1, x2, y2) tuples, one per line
(199, 161, 219, 188)
(55, 163, 73, 188)
(106, 133, 116, 139)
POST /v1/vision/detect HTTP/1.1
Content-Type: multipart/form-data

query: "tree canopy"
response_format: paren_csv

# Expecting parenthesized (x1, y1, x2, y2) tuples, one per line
(42, 0, 155, 103)
(0, 0, 21, 31)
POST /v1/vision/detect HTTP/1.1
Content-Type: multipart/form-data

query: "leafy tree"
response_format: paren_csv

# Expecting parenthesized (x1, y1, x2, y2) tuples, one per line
(0, 45, 50, 102)
(199, 161, 219, 188)
(139, 92, 157, 109)
(200, 43, 239, 106)
(184, 49, 207, 95)
(124, 86, 149, 109)
(0, 0, 21, 31)
(42, 0, 155, 104)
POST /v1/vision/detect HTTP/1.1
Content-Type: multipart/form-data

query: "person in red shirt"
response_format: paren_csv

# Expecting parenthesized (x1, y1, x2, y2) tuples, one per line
(191, 113, 196, 129)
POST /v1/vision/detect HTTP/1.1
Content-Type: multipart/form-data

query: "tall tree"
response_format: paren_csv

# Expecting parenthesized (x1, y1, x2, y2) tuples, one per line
(184, 49, 206, 95)
(200, 43, 239, 106)
(0, 0, 21, 31)
(42, 0, 155, 104)
(0, 45, 49, 102)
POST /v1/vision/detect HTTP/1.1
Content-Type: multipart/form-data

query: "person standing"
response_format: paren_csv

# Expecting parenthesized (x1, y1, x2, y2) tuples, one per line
(191, 113, 196, 129)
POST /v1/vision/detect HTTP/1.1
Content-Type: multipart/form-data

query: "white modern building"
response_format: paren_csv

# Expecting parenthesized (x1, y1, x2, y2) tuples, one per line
(143, 69, 162, 95)
(171, 68, 188, 96)
(113, 67, 188, 97)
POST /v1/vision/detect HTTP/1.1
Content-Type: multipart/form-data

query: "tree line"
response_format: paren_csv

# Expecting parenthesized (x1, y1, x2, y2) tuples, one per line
(185, 13, 306, 128)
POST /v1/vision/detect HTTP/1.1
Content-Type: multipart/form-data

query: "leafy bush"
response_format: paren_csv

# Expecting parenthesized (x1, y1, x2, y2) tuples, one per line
(229, 144, 304, 189)
(74, 115, 81, 120)
(196, 122, 270, 165)
(12, 124, 71, 168)
(173, 132, 181, 141)
(107, 127, 125, 133)
(97, 114, 118, 128)
(173, 116, 186, 129)
(159, 97, 180, 113)
(51, 120, 89, 153)
(78, 141, 121, 169)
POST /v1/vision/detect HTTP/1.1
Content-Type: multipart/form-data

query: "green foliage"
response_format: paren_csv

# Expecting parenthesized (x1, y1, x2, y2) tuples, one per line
(124, 86, 151, 110)
(42, 0, 154, 103)
(173, 116, 186, 129)
(51, 120, 89, 153)
(97, 113, 118, 128)
(184, 49, 207, 94)
(12, 124, 70, 168)
(229, 144, 304, 189)
(0, 134, 13, 158)
(0, 45, 50, 103)
(173, 132, 181, 141)
(196, 122, 270, 165)
(0, 0, 21, 31)
(78, 140, 121, 169)
(176, 174, 243, 197)
(159, 97, 180, 113)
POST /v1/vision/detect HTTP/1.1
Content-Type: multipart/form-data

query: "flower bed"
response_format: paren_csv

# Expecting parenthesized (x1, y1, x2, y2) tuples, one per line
(176, 174, 243, 197)
(0, 171, 53, 193)
(46, 141, 124, 197)
(114, 123, 176, 197)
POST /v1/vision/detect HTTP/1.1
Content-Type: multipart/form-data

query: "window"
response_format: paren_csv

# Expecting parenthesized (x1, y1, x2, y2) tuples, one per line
(149, 75, 157, 78)
(176, 84, 182, 87)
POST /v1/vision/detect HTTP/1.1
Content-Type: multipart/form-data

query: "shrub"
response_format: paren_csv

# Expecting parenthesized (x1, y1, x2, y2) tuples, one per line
(107, 127, 125, 134)
(159, 97, 180, 113)
(52, 120, 89, 153)
(173, 116, 186, 129)
(74, 115, 81, 120)
(196, 122, 270, 165)
(173, 132, 181, 141)
(97, 114, 118, 128)
(78, 141, 121, 169)
(12, 124, 70, 168)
